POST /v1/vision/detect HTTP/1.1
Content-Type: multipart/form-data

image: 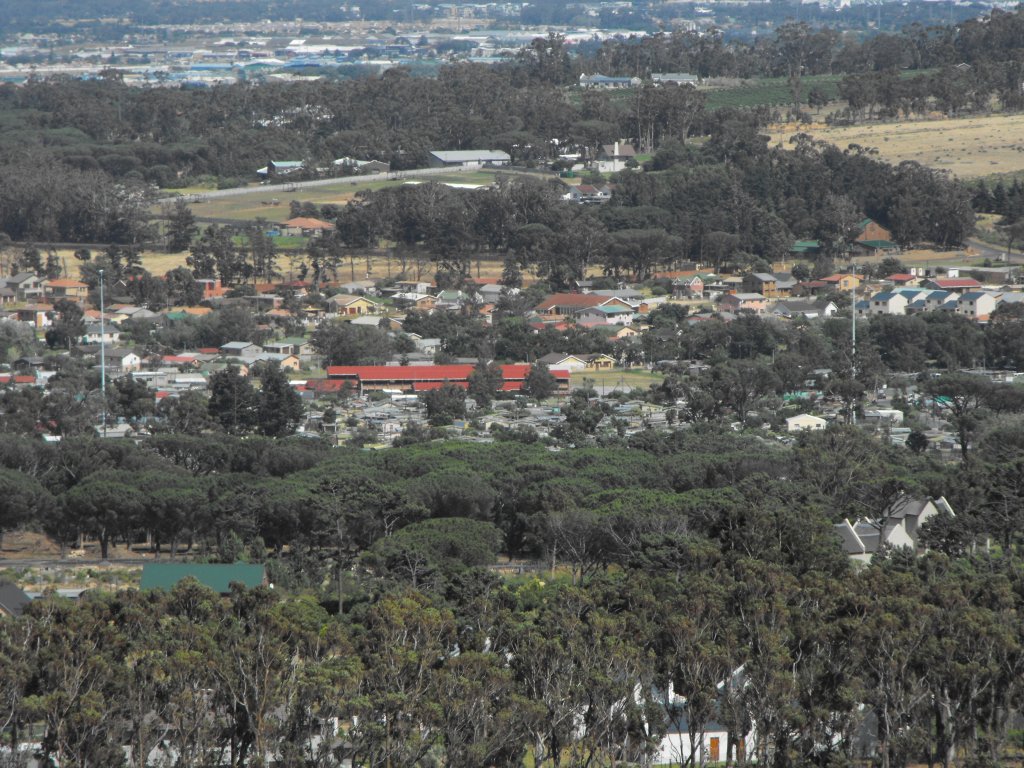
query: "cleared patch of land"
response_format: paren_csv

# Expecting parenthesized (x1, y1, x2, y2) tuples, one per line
(769, 113, 1024, 179)
(161, 170, 500, 224)
(572, 369, 663, 394)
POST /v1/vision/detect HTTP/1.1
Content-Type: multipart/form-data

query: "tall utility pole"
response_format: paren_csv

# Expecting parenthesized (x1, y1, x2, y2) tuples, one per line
(99, 268, 107, 436)
(850, 263, 857, 426)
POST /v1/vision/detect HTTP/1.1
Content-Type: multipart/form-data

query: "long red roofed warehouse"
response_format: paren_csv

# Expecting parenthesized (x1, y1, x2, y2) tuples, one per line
(310, 364, 570, 396)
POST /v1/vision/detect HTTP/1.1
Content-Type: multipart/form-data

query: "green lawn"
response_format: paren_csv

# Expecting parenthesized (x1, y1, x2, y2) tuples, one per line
(573, 368, 663, 393)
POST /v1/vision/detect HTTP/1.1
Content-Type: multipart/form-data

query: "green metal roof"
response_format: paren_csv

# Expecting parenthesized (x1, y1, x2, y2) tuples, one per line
(140, 563, 266, 594)
(790, 240, 821, 252)
(858, 239, 897, 250)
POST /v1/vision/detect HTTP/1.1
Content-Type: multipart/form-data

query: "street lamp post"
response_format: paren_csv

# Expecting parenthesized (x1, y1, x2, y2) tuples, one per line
(99, 269, 106, 436)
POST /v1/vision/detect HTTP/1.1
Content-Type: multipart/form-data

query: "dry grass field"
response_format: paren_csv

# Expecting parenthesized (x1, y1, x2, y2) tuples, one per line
(769, 113, 1024, 179)
(160, 170, 498, 224)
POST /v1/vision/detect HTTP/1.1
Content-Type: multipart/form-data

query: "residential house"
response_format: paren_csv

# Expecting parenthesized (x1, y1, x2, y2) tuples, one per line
(651, 72, 700, 85)
(435, 289, 470, 311)
(337, 279, 379, 295)
(0, 285, 15, 305)
(576, 304, 635, 325)
(140, 562, 268, 594)
(853, 218, 898, 257)
(834, 496, 954, 563)
(427, 150, 511, 168)
(789, 239, 822, 257)
(771, 300, 838, 320)
(884, 273, 920, 287)
(922, 277, 983, 292)
(957, 291, 999, 321)
(719, 293, 767, 314)
(820, 274, 861, 292)
(43, 278, 89, 302)
(263, 337, 314, 356)
(333, 157, 390, 174)
(533, 293, 633, 317)
(80, 323, 122, 345)
(538, 353, 590, 372)
(13, 304, 52, 328)
(194, 278, 228, 300)
(113, 306, 160, 323)
(5, 273, 43, 301)
(595, 141, 637, 173)
(565, 183, 612, 204)
(240, 352, 301, 371)
(592, 288, 646, 308)
(924, 291, 953, 311)
(0, 582, 31, 618)
(786, 414, 827, 432)
(655, 711, 734, 767)
(773, 273, 798, 296)
(578, 73, 640, 89)
(281, 217, 335, 237)
(742, 273, 779, 298)
(868, 292, 908, 316)
(580, 353, 616, 371)
(672, 275, 705, 298)
(220, 341, 262, 357)
(326, 294, 380, 316)
(392, 292, 436, 311)
(256, 160, 303, 178)
(102, 348, 142, 373)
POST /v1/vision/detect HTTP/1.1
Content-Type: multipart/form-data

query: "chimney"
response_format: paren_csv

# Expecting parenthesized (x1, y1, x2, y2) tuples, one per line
(614, 141, 619, 156)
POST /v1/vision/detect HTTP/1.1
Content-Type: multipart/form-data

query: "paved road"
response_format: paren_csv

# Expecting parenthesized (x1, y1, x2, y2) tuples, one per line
(157, 166, 538, 205)
(965, 237, 1022, 264)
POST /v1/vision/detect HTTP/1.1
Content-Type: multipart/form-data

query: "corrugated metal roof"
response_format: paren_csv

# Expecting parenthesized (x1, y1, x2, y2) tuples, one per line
(140, 563, 266, 594)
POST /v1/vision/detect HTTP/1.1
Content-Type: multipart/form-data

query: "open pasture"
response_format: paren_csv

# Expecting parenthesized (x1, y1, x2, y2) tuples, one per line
(769, 113, 1024, 179)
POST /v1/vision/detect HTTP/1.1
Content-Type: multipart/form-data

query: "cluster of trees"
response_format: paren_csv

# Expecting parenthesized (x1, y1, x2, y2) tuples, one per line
(0, 156, 153, 244)
(5, 9, 1020, 192)
(325, 138, 971, 291)
(5, 423, 1024, 765)
(550, 10, 1024, 82)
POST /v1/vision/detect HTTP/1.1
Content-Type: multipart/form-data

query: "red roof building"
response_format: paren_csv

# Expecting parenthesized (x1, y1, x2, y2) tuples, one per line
(923, 277, 983, 291)
(317, 363, 571, 395)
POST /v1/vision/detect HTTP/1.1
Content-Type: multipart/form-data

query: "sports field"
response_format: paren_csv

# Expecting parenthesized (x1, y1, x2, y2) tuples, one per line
(769, 113, 1024, 179)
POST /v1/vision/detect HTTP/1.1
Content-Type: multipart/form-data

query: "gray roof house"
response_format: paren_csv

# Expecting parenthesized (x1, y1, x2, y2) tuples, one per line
(835, 495, 953, 563)
(0, 581, 31, 617)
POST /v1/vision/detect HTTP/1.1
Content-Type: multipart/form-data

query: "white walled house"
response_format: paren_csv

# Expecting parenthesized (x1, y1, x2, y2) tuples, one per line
(956, 291, 999, 321)
(868, 292, 908, 316)
(786, 414, 827, 432)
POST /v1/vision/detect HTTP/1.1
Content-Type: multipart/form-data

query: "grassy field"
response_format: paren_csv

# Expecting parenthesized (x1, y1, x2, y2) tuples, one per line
(572, 368, 663, 394)
(165, 170, 499, 224)
(703, 74, 844, 110)
(769, 113, 1024, 179)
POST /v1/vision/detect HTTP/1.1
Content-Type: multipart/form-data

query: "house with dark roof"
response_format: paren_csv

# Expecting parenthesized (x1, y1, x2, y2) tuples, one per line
(867, 291, 908, 316)
(533, 293, 632, 317)
(834, 496, 953, 563)
(427, 150, 510, 168)
(595, 141, 637, 173)
(742, 273, 780, 298)
(957, 291, 999, 321)
(771, 299, 838, 320)
(0, 581, 31, 617)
